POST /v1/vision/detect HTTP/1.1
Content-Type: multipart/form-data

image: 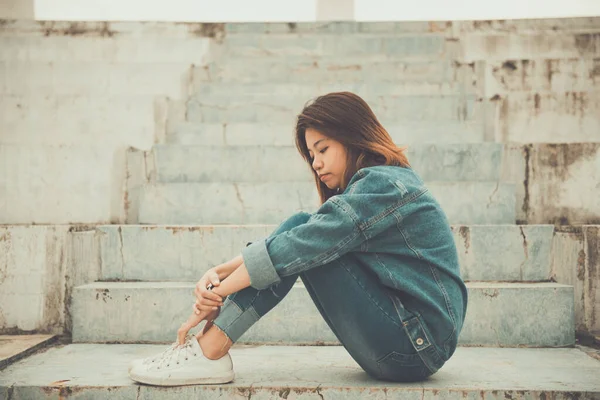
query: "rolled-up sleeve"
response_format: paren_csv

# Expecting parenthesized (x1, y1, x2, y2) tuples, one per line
(241, 169, 406, 290)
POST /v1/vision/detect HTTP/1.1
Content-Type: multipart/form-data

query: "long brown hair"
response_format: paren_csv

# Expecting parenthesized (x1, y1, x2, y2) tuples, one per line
(295, 92, 411, 204)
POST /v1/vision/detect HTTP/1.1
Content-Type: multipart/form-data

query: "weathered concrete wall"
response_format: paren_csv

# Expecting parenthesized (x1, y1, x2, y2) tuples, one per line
(0, 226, 70, 333)
(0, 225, 102, 335)
(552, 226, 599, 336)
(0, 20, 217, 224)
(1, 19, 599, 224)
(502, 143, 600, 225)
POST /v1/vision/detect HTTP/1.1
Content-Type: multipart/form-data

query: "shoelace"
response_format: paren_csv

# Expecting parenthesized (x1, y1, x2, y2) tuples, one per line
(154, 336, 199, 369)
(144, 334, 195, 366)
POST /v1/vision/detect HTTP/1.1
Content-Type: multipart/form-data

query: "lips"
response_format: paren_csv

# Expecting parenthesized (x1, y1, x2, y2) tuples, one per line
(319, 174, 330, 181)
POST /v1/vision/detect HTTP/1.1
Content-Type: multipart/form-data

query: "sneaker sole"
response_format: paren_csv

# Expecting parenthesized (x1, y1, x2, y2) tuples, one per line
(129, 369, 235, 386)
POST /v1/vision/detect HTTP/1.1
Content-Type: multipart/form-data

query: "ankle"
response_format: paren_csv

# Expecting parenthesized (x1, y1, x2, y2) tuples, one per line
(197, 326, 232, 360)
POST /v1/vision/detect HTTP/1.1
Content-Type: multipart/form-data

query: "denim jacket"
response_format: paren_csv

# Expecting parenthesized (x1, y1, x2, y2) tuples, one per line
(242, 165, 468, 362)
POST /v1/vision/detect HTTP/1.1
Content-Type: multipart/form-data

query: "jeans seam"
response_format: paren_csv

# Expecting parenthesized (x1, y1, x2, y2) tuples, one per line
(340, 261, 403, 330)
(221, 292, 261, 331)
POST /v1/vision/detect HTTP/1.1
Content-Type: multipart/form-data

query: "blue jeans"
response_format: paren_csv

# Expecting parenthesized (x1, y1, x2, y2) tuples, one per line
(212, 212, 446, 382)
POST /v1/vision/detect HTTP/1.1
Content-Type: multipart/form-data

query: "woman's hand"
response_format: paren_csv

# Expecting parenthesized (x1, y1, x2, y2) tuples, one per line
(194, 268, 225, 314)
(177, 307, 219, 345)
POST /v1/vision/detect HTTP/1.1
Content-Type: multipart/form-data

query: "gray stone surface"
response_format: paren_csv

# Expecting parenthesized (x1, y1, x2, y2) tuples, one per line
(452, 225, 554, 282)
(222, 18, 600, 35)
(137, 182, 516, 225)
(98, 225, 272, 281)
(2, 344, 598, 399)
(223, 21, 451, 35)
(0, 334, 57, 370)
(460, 33, 600, 62)
(522, 143, 600, 225)
(193, 82, 469, 99)
(197, 58, 475, 86)
(220, 34, 452, 59)
(97, 224, 554, 282)
(186, 93, 478, 124)
(167, 121, 486, 146)
(488, 91, 600, 144)
(72, 282, 574, 346)
(552, 226, 600, 337)
(152, 144, 503, 183)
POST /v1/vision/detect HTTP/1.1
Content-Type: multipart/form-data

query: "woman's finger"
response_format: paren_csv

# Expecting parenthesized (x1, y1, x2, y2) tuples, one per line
(195, 284, 222, 302)
(177, 323, 191, 345)
(209, 272, 221, 286)
(198, 297, 223, 307)
(193, 303, 217, 314)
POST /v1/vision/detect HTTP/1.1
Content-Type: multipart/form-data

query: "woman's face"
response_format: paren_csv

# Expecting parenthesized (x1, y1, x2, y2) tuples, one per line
(305, 128, 348, 191)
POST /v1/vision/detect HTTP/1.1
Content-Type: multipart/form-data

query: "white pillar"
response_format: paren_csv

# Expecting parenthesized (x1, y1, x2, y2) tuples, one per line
(316, 0, 355, 21)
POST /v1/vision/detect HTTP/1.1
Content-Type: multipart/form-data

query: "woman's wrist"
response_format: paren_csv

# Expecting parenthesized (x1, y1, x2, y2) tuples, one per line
(215, 255, 243, 279)
(211, 262, 251, 298)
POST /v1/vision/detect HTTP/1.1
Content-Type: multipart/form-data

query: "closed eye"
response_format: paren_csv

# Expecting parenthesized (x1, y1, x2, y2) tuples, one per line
(309, 147, 328, 161)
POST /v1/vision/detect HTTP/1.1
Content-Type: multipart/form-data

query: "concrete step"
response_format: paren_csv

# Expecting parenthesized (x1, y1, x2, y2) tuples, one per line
(2, 345, 599, 399)
(72, 281, 574, 346)
(186, 93, 478, 123)
(222, 19, 600, 35)
(137, 181, 515, 225)
(151, 143, 503, 183)
(223, 21, 452, 34)
(97, 224, 554, 282)
(192, 82, 472, 98)
(220, 34, 454, 59)
(197, 58, 475, 86)
(167, 121, 487, 145)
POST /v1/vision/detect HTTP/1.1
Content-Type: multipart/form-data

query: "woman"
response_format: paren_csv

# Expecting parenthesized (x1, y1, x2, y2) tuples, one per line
(128, 92, 468, 386)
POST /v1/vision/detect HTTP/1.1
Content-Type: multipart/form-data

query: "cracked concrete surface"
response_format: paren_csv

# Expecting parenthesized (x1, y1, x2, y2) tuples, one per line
(1, 345, 599, 398)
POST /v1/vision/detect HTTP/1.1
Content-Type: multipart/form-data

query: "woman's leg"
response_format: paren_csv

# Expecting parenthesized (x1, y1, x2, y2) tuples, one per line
(198, 212, 311, 359)
(299, 257, 445, 382)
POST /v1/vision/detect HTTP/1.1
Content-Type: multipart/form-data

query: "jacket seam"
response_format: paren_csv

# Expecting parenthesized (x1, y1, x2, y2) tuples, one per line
(427, 263, 458, 335)
(279, 222, 362, 276)
(331, 185, 428, 236)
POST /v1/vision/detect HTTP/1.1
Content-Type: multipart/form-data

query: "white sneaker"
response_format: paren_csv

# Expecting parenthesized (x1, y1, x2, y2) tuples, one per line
(128, 335, 194, 373)
(128, 334, 234, 386)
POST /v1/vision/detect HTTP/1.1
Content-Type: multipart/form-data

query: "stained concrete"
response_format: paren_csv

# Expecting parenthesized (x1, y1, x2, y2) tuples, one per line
(152, 143, 503, 183)
(0, 345, 599, 399)
(0, 335, 57, 370)
(71, 282, 574, 346)
(96, 224, 554, 282)
(137, 181, 516, 225)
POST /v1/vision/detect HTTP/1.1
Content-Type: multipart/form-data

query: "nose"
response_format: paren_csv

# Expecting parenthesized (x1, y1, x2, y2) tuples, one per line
(312, 158, 323, 171)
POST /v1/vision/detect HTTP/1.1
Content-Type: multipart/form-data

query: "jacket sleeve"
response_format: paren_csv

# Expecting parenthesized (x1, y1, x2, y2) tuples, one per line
(241, 168, 408, 290)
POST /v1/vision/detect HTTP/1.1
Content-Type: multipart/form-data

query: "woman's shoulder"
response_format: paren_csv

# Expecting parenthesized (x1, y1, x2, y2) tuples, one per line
(346, 165, 426, 197)
(356, 165, 424, 186)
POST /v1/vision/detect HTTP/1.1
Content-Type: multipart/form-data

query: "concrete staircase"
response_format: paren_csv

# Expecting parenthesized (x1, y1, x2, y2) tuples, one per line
(1, 20, 600, 398)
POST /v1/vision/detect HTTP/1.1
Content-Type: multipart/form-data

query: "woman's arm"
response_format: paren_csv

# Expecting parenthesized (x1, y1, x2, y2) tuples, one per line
(214, 255, 244, 280)
(211, 261, 251, 298)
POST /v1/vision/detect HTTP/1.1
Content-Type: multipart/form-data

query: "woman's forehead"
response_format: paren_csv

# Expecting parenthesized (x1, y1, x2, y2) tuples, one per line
(305, 128, 328, 149)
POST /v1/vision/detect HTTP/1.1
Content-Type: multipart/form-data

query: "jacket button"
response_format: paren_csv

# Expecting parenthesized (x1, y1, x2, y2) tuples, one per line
(416, 338, 424, 346)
